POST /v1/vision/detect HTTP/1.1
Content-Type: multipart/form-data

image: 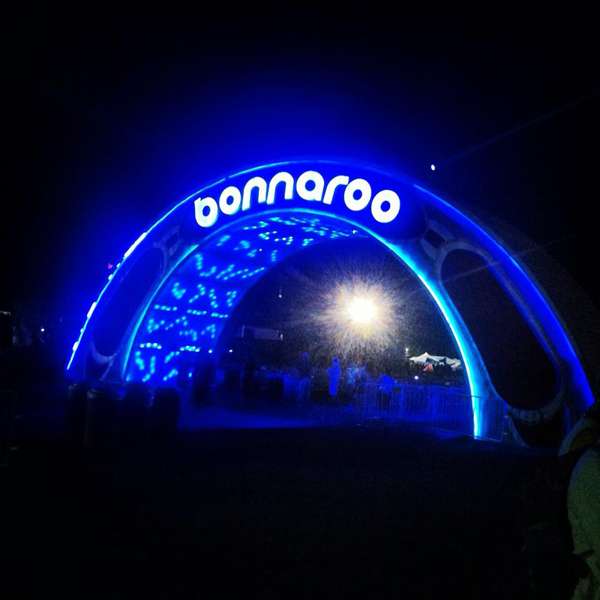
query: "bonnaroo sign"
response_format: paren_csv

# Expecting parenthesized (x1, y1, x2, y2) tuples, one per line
(193, 169, 402, 229)
(66, 159, 594, 441)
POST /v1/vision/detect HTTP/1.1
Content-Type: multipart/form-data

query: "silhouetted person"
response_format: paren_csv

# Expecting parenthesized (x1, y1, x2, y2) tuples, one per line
(242, 358, 257, 402)
(297, 352, 312, 407)
(327, 357, 341, 403)
(120, 382, 150, 443)
(192, 356, 216, 406)
(377, 373, 394, 411)
(559, 401, 600, 599)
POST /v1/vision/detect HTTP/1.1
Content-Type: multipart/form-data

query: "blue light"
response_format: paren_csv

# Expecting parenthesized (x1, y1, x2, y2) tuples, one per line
(165, 351, 179, 363)
(155, 304, 178, 312)
(66, 175, 227, 371)
(119, 207, 485, 434)
(68, 159, 592, 442)
(124, 213, 358, 385)
(163, 368, 178, 382)
(72, 183, 483, 430)
(134, 351, 145, 371)
(123, 232, 148, 259)
(67, 161, 397, 371)
(228, 161, 295, 177)
(141, 355, 156, 383)
(86, 301, 98, 319)
(171, 282, 187, 300)
(414, 184, 595, 412)
(68, 199, 476, 431)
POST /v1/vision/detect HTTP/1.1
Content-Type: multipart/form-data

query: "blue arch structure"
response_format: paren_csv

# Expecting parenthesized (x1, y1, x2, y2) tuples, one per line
(67, 160, 594, 441)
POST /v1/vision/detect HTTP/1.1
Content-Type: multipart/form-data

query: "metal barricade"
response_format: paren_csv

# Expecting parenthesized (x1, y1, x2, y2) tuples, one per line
(352, 383, 479, 436)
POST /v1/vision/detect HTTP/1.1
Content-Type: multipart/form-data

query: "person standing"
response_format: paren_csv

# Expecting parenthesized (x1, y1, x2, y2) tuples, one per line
(328, 357, 341, 403)
(568, 440, 600, 600)
(297, 352, 312, 407)
(559, 402, 600, 600)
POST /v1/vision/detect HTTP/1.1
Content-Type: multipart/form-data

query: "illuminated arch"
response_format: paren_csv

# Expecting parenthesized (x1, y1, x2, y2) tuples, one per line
(66, 160, 595, 441)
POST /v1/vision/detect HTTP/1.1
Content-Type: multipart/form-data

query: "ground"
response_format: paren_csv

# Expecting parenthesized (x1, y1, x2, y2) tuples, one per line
(1, 414, 554, 599)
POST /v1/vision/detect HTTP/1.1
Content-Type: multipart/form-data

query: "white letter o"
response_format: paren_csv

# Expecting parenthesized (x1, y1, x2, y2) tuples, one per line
(371, 189, 400, 223)
(344, 179, 372, 211)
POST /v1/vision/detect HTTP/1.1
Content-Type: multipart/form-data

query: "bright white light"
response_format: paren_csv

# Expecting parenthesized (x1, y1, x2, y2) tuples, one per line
(346, 295, 378, 325)
(430, 164, 436, 171)
(316, 279, 398, 355)
(336, 286, 387, 338)
(414, 375, 419, 380)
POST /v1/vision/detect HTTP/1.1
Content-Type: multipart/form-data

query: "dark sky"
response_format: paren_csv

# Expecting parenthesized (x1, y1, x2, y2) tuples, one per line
(4, 6, 599, 338)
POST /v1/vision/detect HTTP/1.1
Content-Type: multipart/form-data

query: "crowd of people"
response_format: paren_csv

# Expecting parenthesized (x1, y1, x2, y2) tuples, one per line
(191, 348, 465, 405)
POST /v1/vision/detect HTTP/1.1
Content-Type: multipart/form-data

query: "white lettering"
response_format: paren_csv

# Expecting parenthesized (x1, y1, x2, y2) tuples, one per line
(371, 189, 400, 223)
(296, 170, 324, 202)
(267, 171, 294, 204)
(242, 177, 267, 210)
(194, 169, 402, 228)
(219, 186, 242, 216)
(323, 175, 349, 205)
(344, 178, 371, 211)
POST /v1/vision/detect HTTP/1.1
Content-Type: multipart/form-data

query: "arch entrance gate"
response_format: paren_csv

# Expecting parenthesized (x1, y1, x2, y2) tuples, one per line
(67, 160, 594, 442)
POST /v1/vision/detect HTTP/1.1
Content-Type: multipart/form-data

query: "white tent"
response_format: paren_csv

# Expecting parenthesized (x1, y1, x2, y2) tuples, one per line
(408, 352, 462, 371)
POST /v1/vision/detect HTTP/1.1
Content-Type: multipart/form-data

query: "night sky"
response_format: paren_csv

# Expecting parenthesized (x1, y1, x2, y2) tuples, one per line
(4, 7, 599, 346)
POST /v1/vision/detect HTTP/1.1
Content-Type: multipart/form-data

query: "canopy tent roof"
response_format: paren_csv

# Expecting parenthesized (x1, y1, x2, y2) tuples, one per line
(409, 352, 462, 371)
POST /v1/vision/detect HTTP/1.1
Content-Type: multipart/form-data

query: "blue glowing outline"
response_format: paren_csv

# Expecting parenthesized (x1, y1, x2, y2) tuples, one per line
(63, 161, 486, 435)
(120, 211, 358, 380)
(118, 206, 482, 436)
(121, 243, 200, 380)
(66, 178, 227, 370)
(67, 158, 593, 439)
(67, 162, 357, 370)
(414, 184, 594, 410)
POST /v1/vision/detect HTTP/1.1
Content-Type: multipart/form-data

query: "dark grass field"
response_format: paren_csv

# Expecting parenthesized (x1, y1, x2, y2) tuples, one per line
(1, 419, 552, 599)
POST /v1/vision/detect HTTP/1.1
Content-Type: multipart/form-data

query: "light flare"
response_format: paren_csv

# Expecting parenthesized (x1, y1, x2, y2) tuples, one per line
(315, 278, 400, 357)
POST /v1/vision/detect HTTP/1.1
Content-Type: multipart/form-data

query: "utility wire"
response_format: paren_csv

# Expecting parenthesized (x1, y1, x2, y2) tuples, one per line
(436, 88, 600, 168)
